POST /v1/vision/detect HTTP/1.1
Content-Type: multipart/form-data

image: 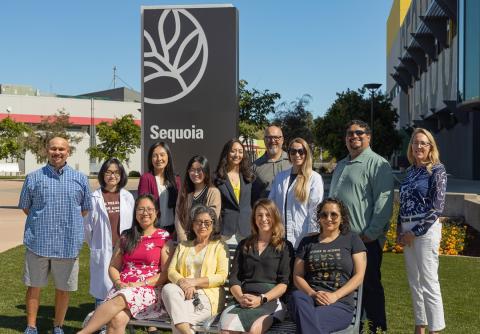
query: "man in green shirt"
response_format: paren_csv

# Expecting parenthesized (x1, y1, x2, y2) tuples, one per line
(329, 120, 394, 332)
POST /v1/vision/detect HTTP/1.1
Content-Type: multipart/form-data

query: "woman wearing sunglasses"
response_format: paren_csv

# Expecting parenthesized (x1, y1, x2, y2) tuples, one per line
(289, 198, 366, 333)
(175, 155, 221, 242)
(269, 138, 324, 249)
(162, 204, 229, 334)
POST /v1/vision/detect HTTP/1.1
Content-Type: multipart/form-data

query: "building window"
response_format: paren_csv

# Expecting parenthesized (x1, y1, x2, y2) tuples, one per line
(458, 0, 480, 102)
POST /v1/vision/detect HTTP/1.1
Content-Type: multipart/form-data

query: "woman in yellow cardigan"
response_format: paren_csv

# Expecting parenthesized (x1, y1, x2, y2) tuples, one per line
(162, 204, 229, 334)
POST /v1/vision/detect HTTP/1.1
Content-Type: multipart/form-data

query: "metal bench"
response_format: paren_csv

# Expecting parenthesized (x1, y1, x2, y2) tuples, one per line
(123, 244, 363, 334)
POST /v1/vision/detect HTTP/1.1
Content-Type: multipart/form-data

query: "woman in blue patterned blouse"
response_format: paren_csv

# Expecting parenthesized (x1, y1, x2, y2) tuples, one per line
(398, 128, 447, 334)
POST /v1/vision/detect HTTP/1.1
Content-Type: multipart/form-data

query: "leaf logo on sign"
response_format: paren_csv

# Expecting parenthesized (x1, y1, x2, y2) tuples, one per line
(144, 9, 208, 104)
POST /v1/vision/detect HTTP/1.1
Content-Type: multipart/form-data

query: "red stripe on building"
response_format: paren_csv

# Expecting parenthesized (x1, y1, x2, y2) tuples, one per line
(0, 113, 141, 126)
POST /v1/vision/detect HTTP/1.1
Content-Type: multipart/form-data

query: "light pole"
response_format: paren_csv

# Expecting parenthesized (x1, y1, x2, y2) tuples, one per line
(363, 83, 382, 139)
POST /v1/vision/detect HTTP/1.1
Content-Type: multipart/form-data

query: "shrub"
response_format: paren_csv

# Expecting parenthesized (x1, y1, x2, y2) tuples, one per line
(383, 202, 467, 255)
(128, 170, 141, 177)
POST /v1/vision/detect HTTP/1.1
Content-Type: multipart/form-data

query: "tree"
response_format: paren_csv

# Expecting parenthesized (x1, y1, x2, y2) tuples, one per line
(27, 109, 83, 163)
(314, 88, 401, 160)
(0, 117, 32, 160)
(88, 114, 140, 165)
(274, 94, 315, 145)
(239, 80, 281, 140)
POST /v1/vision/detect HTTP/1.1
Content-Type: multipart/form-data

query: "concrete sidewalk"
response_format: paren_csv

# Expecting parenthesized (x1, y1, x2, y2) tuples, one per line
(0, 179, 140, 253)
(0, 176, 478, 253)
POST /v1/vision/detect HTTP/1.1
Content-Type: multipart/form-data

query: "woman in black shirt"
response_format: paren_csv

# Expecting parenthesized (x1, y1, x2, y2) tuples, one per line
(219, 199, 293, 334)
(289, 198, 367, 334)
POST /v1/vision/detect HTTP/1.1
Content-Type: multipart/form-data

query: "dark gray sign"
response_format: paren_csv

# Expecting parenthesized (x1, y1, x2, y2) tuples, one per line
(141, 5, 239, 177)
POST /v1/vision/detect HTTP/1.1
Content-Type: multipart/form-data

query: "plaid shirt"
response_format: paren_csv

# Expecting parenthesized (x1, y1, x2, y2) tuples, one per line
(18, 163, 92, 258)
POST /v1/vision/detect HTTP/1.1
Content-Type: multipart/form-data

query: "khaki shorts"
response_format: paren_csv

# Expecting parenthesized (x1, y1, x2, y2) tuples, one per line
(24, 249, 79, 291)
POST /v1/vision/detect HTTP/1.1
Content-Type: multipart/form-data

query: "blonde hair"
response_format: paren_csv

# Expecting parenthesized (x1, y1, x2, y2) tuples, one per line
(288, 138, 313, 203)
(407, 128, 441, 174)
(244, 199, 285, 252)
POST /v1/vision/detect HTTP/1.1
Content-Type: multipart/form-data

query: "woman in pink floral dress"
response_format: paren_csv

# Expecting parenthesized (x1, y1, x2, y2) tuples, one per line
(79, 194, 173, 334)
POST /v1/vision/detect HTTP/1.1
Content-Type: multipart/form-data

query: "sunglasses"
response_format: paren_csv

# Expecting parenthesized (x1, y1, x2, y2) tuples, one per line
(319, 211, 340, 219)
(289, 148, 306, 156)
(346, 130, 368, 137)
(193, 292, 204, 310)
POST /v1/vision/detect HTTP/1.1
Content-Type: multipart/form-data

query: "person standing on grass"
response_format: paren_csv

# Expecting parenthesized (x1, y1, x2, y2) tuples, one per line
(84, 158, 134, 308)
(398, 128, 447, 334)
(251, 125, 291, 203)
(19, 136, 92, 334)
(329, 120, 394, 333)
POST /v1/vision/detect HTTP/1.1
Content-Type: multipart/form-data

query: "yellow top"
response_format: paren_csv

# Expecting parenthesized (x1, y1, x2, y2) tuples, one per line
(168, 239, 229, 316)
(231, 179, 240, 203)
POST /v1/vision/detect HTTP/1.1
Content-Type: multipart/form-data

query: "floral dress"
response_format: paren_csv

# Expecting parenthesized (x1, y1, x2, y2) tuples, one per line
(106, 229, 171, 319)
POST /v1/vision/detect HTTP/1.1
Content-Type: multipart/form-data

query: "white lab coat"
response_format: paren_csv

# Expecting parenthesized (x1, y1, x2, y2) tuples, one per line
(269, 168, 324, 249)
(84, 188, 135, 299)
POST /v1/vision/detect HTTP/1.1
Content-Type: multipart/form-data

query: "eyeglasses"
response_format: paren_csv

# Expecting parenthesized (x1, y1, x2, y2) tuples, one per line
(193, 293, 204, 310)
(188, 168, 204, 175)
(105, 171, 120, 177)
(319, 211, 340, 220)
(136, 207, 155, 214)
(412, 141, 431, 148)
(289, 148, 305, 156)
(193, 220, 213, 228)
(265, 135, 283, 142)
(346, 130, 368, 137)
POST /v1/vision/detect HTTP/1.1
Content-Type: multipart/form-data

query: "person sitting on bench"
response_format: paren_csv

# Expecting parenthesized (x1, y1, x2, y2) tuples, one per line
(79, 195, 173, 334)
(219, 199, 294, 334)
(162, 204, 229, 334)
(289, 198, 367, 334)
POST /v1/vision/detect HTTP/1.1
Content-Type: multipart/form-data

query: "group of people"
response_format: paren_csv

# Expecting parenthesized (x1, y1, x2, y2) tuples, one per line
(19, 120, 447, 334)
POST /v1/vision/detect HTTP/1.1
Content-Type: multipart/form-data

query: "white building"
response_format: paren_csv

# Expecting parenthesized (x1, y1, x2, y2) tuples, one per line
(0, 86, 142, 175)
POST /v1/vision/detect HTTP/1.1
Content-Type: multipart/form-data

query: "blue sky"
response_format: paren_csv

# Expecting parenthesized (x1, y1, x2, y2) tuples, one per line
(0, 1, 393, 117)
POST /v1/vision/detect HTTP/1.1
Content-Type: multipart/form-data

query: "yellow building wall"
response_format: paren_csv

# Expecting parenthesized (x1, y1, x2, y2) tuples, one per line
(387, 0, 412, 55)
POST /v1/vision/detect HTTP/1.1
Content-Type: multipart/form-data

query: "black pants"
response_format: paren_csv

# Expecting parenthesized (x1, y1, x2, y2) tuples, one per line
(362, 240, 387, 332)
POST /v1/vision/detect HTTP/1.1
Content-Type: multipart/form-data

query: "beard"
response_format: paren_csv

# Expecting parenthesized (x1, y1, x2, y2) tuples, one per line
(267, 146, 280, 156)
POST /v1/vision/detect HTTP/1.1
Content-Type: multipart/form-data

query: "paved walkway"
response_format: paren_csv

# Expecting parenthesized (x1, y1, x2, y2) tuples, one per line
(0, 179, 139, 253)
(0, 176, 478, 253)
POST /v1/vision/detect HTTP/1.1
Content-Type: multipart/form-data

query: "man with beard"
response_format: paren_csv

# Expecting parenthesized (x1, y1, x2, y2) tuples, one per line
(19, 136, 92, 334)
(252, 125, 291, 203)
(329, 120, 394, 333)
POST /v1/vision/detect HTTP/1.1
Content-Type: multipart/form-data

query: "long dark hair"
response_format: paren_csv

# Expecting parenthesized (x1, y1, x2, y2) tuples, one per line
(98, 157, 128, 190)
(177, 155, 213, 227)
(186, 204, 221, 241)
(121, 194, 159, 254)
(214, 138, 254, 186)
(316, 197, 351, 235)
(147, 142, 178, 208)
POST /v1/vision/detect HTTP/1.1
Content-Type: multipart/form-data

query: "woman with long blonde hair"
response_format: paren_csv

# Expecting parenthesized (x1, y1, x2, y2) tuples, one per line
(219, 199, 294, 334)
(398, 128, 447, 334)
(269, 138, 324, 248)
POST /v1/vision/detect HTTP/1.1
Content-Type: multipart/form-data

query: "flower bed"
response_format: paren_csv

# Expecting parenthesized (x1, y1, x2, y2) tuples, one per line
(383, 202, 468, 255)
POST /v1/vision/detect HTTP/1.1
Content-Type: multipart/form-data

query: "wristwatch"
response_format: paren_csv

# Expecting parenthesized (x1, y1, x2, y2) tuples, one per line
(260, 294, 268, 305)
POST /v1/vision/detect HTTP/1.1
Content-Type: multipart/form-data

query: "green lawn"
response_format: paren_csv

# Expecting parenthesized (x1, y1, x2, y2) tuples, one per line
(1, 245, 479, 333)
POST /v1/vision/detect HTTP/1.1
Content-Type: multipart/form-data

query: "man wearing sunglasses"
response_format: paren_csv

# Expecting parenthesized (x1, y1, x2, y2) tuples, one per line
(252, 125, 291, 203)
(329, 120, 394, 333)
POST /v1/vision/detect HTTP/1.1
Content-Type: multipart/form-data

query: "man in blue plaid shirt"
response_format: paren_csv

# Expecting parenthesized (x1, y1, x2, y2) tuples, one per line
(19, 136, 92, 334)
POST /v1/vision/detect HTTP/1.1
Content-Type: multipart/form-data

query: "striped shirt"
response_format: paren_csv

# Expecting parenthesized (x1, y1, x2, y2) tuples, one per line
(18, 163, 92, 258)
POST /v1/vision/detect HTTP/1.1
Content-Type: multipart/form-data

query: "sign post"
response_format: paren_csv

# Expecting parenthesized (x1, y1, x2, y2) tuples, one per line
(141, 5, 239, 175)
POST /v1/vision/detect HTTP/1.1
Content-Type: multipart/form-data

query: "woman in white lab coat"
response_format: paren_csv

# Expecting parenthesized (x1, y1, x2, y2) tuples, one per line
(84, 158, 135, 305)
